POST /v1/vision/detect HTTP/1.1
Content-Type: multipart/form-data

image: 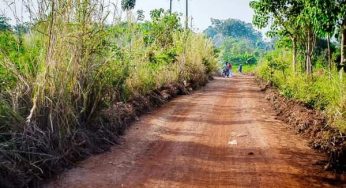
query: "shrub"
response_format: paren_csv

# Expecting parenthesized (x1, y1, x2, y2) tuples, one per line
(256, 48, 346, 132)
(0, 4, 218, 187)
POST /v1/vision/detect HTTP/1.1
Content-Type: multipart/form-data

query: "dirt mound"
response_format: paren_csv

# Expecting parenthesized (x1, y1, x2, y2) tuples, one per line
(257, 79, 346, 171)
(100, 82, 195, 136)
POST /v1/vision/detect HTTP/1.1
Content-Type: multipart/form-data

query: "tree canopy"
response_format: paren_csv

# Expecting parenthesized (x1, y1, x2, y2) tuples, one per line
(205, 18, 263, 44)
(0, 15, 11, 31)
(121, 0, 136, 11)
(250, 0, 344, 74)
(204, 18, 268, 65)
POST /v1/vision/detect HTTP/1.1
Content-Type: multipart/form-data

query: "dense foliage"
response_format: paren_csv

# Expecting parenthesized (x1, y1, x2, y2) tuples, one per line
(251, 0, 346, 132)
(0, 2, 218, 187)
(121, 0, 136, 11)
(0, 16, 11, 31)
(204, 18, 269, 66)
(251, 0, 346, 74)
(205, 18, 263, 42)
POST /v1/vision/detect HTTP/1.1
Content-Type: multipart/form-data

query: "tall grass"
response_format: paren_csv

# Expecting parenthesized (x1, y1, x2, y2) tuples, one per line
(0, 1, 218, 187)
(256, 48, 346, 132)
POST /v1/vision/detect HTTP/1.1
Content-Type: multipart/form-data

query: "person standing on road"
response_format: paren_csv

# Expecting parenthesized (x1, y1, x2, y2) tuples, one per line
(224, 62, 230, 77)
(229, 63, 233, 77)
(238, 64, 243, 74)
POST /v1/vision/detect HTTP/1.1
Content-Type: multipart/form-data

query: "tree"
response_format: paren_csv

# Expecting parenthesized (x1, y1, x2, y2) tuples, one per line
(121, 0, 136, 11)
(121, 0, 136, 21)
(204, 26, 218, 39)
(136, 10, 145, 21)
(250, 0, 304, 73)
(220, 37, 262, 65)
(204, 18, 267, 65)
(308, 0, 337, 76)
(336, 0, 346, 78)
(204, 18, 263, 44)
(144, 9, 181, 48)
(0, 15, 11, 31)
(296, 0, 318, 75)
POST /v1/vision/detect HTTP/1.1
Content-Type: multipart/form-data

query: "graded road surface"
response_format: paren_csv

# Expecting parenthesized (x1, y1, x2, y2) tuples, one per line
(48, 76, 345, 188)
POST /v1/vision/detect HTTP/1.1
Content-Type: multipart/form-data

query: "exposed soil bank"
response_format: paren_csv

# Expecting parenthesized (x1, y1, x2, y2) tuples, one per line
(257, 78, 346, 171)
(0, 77, 206, 188)
(47, 76, 345, 188)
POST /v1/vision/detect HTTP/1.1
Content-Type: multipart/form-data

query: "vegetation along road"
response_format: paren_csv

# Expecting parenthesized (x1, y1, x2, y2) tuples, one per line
(2, 0, 346, 187)
(48, 76, 345, 188)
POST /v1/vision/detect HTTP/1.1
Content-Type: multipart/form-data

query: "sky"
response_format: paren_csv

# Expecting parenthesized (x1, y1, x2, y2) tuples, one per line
(134, 0, 255, 32)
(0, 0, 259, 33)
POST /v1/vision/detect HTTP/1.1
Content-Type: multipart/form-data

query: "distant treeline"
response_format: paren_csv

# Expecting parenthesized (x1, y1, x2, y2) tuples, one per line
(204, 18, 272, 65)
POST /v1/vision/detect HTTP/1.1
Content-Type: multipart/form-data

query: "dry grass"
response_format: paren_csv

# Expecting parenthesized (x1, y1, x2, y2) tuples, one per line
(0, 1, 218, 187)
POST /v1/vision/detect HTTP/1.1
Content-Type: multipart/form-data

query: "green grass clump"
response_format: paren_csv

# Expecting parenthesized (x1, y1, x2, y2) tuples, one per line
(256, 48, 346, 132)
(0, 4, 218, 187)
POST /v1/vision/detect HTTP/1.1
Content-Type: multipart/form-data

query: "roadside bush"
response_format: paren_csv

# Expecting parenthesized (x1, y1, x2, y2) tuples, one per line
(256, 48, 346, 132)
(174, 32, 218, 85)
(0, 4, 218, 187)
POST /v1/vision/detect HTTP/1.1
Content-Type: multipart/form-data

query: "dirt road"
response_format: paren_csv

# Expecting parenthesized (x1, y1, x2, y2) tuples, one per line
(48, 76, 345, 188)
